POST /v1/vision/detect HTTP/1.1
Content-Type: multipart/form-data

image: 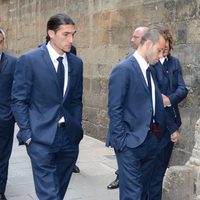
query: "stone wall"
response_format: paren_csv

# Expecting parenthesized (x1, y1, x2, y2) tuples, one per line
(162, 118, 200, 200)
(0, 0, 199, 167)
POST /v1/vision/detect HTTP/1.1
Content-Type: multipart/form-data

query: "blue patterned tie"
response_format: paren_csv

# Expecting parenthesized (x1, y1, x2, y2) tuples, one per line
(57, 57, 65, 94)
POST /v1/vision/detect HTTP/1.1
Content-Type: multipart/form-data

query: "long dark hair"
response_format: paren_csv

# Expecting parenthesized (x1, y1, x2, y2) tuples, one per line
(46, 13, 75, 43)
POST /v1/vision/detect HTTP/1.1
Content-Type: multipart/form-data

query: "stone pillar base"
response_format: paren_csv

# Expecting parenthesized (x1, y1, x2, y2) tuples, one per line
(162, 166, 193, 200)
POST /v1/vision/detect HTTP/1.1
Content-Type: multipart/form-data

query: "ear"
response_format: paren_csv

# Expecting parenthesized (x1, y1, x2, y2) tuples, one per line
(145, 40, 153, 49)
(47, 30, 55, 39)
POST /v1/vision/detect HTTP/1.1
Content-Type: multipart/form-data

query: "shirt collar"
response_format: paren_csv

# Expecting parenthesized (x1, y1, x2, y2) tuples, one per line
(159, 56, 168, 64)
(133, 50, 149, 71)
(46, 42, 66, 62)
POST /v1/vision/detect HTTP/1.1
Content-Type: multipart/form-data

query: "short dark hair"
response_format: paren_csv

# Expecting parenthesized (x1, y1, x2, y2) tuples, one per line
(46, 13, 75, 43)
(140, 26, 165, 46)
(146, 24, 173, 56)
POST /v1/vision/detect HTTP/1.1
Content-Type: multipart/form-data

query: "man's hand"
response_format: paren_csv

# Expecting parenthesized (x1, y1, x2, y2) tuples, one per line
(170, 131, 180, 143)
(162, 94, 171, 107)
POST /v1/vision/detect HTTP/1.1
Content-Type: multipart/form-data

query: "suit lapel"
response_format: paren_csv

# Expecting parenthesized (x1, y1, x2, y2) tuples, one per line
(167, 58, 173, 91)
(40, 46, 61, 91)
(0, 53, 8, 73)
(130, 56, 149, 94)
(40, 46, 75, 100)
(150, 66, 165, 124)
(63, 53, 73, 101)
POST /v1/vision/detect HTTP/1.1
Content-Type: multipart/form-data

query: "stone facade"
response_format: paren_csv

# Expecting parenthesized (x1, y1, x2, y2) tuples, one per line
(0, 0, 200, 199)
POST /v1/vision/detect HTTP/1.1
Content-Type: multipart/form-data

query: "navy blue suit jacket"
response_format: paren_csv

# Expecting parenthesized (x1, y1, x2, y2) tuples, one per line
(0, 53, 17, 123)
(11, 45, 83, 145)
(154, 56, 188, 146)
(106, 55, 166, 150)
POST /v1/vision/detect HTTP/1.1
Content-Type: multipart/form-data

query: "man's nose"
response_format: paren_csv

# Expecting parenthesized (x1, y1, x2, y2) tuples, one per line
(131, 38, 134, 42)
(159, 51, 164, 59)
(67, 34, 74, 43)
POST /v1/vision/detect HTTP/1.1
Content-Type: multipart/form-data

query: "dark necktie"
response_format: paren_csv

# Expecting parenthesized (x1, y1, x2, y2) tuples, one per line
(57, 57, 65, 94)
(146, 67, 154, 126)
(146, 67, 152, 96)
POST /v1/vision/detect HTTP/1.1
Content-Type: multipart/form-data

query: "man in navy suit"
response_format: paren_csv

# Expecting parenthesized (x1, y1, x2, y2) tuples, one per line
(12, 13, 83, 200)
(148, 28, 188, 200)
(107, 26, 149, 190)
(38, 42, 80, 174)
(106, 27, 166, 200)
(0, 28, 17, 200)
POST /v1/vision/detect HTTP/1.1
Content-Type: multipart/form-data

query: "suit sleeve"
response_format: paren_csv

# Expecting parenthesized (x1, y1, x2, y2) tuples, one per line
(168, 59, 188, 105)
(11, 55, 33, 145)
(69, 60, 83, 125)
(108, 65, 129, 150)
(165, 109, 178, 134)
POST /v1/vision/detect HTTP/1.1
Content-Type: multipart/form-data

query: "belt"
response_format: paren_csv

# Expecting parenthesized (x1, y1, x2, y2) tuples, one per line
(58, 122, 66, 128)
(149, 123, 160, 136)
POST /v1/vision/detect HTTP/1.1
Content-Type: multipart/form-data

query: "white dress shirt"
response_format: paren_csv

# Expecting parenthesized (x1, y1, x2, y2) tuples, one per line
(47, 42, 68, 123)
(46, 42, 68, 96)
(133, 51, 156, 116)
(159, 56, 168, 65)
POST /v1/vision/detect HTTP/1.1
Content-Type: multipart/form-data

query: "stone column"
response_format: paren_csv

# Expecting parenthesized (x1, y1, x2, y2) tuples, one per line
(162, 118, 200, 200)
(162, 166, 193, 200)
(186, 118, 200, 200)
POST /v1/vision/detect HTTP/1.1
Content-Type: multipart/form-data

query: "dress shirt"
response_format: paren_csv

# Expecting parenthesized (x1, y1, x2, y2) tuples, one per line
(46, 42, 68, 96)
(47, 42, 68, 123)
(160, 56, 167, 65)
(133, 51, 155, 116)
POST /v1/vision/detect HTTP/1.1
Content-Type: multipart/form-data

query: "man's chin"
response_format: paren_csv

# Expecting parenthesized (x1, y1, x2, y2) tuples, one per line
(150, 60, 158, 65)
(62, 48, 70, 53)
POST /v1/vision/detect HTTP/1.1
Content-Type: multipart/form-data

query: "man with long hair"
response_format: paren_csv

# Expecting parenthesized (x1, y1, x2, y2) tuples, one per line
(12, 13, 83, 200)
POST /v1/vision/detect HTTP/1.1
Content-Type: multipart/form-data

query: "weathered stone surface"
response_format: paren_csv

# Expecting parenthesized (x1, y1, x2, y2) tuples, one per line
(187, 119, 200, 166)
(162, 118, 200, 200)
(162, 166, 193, 200)
(176, 0, 198, 20)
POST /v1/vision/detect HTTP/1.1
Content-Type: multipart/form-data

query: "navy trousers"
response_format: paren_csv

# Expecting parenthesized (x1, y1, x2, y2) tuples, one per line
(0, 120, 15, 193)
(115, 133, 159, 200)
(26, 126, 79, 200)
(148, 130, 174, 200)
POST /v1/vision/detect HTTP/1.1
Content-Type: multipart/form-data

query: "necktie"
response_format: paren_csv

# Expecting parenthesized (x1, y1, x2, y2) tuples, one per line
(57, 57, 65, 94)
(146, 67, 154, 126)
(146, 67, 152, 96)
